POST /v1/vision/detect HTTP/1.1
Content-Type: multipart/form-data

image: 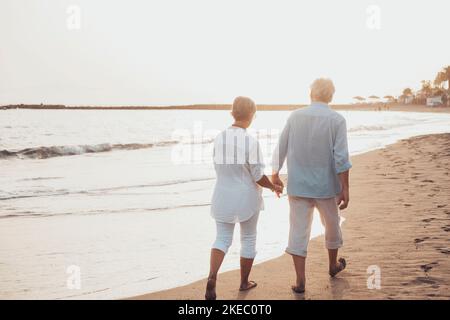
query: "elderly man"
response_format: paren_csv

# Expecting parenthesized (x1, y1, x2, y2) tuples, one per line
(272, 78, 352, 293)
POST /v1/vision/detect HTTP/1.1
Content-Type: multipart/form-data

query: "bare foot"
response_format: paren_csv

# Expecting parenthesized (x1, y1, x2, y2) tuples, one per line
(329, 258, 347, 277)
(205, 278, 217, 300)
(239, 280, 257, 291)
(291, 284, 305, 294)
(291, 278, 305, 294)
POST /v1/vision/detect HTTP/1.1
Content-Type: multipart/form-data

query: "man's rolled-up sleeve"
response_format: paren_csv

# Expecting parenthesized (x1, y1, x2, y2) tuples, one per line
(271, 118, 290, 174)
(334, 118, 352, 174)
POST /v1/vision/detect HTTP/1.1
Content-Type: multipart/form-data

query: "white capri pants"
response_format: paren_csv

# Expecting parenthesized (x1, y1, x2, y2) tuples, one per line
(286, 196, 343, 257)
(212, 212, 259, 259)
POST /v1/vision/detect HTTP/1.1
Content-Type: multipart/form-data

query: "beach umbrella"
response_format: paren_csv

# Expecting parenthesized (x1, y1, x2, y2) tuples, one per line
(368, 95, 380, 99)
(352, 96, 365, 101)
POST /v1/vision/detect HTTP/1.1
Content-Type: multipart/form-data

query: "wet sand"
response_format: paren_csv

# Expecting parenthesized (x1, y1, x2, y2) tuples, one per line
(132, 133, 450, 300)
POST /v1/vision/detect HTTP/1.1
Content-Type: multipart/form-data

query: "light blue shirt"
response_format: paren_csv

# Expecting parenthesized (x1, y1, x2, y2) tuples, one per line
(272, 102, 352, 198)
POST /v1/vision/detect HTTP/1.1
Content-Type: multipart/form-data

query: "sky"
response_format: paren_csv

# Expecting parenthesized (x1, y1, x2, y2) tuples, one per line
(0, 0, 449, 106)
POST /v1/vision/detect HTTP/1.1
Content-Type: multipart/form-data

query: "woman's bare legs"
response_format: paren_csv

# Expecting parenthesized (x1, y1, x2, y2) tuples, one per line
(291, 254, 306, 293)
(205, 248, 225, 300)
(239, 257, 257, 290)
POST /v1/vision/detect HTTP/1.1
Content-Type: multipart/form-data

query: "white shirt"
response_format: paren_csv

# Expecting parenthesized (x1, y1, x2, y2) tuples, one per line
(272, 102, 352, 198)
(211, 126, 265, 223)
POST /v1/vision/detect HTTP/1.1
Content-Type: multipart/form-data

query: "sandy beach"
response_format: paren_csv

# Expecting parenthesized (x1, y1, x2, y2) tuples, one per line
(133, 132, 450, 300)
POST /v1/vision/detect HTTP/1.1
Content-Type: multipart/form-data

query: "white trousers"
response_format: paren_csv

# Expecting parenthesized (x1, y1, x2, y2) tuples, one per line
(286, 196, 343, 257)
(212, 212, 259, 259)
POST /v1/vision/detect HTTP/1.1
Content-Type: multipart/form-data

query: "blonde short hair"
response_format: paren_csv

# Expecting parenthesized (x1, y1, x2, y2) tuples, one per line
(310, 78, 335, 103)
(231, 96, 256, 121)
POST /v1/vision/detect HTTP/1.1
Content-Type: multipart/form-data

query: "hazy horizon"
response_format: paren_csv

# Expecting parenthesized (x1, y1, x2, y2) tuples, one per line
(1, 0, 449, 106)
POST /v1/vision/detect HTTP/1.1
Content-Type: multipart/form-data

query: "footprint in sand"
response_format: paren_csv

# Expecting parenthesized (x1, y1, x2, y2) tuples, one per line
(421, 179, 435, 183)
(438, 248, 450, 255)
(441, 225, 450, 232)
(404, 203, 413, 207)
(420, 262, 438, 273)
(437, 204, 447, 208)
(422, 218, 435, 223)
(412, 277, 438, 285)
(414, 237, 429, 244)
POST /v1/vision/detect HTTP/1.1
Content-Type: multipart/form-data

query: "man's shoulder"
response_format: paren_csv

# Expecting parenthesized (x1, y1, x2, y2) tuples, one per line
(290, 105, 340, 117)
(324, 108, 346, 123)
(289, 106, 311, 120)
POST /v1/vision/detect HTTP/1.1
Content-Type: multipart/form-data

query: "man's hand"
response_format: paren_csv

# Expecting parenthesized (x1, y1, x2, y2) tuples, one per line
(271, 173, 284, 197)
(336, 187, 349, 210)
(271, 173, 284, 188)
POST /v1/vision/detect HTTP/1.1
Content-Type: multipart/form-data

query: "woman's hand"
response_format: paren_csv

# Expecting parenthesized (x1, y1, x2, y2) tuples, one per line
(273, 184, 283, 198)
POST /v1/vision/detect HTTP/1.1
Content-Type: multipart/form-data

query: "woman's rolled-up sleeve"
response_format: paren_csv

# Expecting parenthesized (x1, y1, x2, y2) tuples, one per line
(334, 118, 352, 174)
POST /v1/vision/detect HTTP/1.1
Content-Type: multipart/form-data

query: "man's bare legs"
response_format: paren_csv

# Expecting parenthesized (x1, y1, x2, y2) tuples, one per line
(240, 257, 257, 291)
(328, 248, 346, 277)
(291, 249, 346, 294)
(205, 248, 225, 300)
(328, 248, 338, 272)
(291, 254, 306, 293)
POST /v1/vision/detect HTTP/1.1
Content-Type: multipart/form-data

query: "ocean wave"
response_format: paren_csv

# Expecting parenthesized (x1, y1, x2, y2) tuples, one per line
(0, 141, 179, 160)
(0, 203, 212, 219)
(0, 177, 215, 201)
(347, 125, 387, 132)
(347, 120, 420, 133)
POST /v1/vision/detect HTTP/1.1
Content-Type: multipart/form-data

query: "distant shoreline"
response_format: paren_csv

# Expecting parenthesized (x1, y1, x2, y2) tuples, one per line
(2, 103, 449, 113)
(1, 104, 303, 111)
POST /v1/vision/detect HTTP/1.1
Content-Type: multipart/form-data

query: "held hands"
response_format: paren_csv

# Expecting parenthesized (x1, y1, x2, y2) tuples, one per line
(271, 173, 284, 198)
(272, 184, 283, 198)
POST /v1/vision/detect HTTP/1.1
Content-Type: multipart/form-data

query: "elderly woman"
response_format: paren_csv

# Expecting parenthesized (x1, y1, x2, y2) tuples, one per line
(272, 78, 352, 293)
(205, 96, 282, 300)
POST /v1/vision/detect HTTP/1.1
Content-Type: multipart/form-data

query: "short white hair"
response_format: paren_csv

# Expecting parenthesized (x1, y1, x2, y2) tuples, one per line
(310, 78, 335, 103)
(231, 96, 256, 121)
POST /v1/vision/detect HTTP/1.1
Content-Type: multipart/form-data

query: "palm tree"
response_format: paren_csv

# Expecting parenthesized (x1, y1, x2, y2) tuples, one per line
(434, 72, 446, 88)
(403, 88, 413, 96)
(421, 80, 432, 97)
(400, 88, 414, 105)
(352, 96, 366, 103)
(444, 66, 450, 92)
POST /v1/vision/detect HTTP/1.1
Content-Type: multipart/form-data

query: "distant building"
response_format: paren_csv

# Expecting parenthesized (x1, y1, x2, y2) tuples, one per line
(426, 96, 443, 107)
(398, 95, 414, 104)
(414, 91, 427, 105)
